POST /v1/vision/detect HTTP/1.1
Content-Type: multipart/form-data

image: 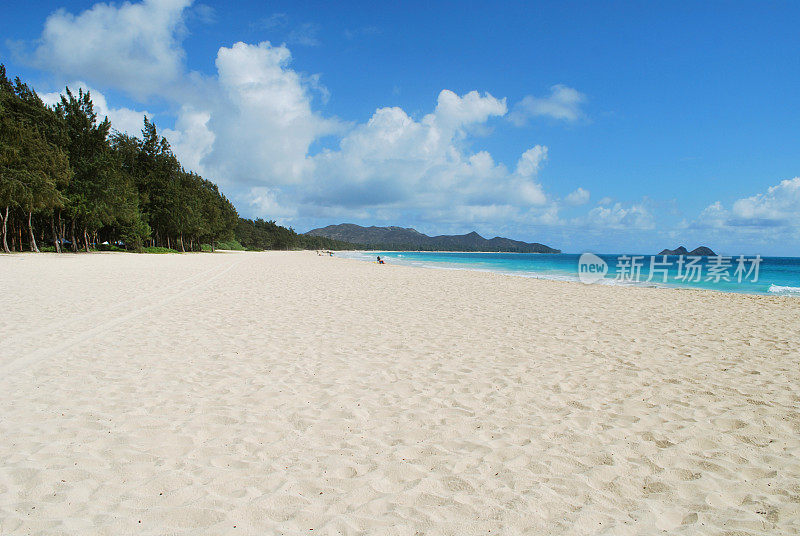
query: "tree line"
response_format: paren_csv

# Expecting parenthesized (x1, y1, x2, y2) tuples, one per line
(1, 65, 240, 253)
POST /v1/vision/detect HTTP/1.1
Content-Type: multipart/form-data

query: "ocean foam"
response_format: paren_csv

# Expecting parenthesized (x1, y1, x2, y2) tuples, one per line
(768, 284, 800, 294)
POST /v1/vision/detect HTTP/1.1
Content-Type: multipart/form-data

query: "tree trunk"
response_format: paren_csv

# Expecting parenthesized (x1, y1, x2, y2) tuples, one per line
(180, 233, 185, 252)
(83, 228, 90, 252)
(58, 212, 65, 252)
(28, 211, 40, 252)
(70, 219, 78, 252)
(1, 206, 9, 253)
(51, 216, 61, 253)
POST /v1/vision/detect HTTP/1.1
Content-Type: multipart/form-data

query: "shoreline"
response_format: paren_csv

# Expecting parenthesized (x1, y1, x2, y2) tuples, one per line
(335, 250, 798, 299)
(5, 249, 797, 298)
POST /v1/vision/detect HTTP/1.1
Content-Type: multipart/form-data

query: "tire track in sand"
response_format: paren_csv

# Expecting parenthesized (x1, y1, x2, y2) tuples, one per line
(0, 257, 234, 350)
(0, 256, 243, 376)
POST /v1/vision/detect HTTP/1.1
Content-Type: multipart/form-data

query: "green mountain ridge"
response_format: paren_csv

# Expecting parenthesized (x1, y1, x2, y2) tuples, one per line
(305, 223, 560, 253)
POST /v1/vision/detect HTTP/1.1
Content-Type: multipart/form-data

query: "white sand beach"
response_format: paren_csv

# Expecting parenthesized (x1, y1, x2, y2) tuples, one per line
(1, 251, 798, 535)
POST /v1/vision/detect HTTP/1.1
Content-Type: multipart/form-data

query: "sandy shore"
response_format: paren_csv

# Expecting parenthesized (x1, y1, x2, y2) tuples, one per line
(1, 251, 798, 535)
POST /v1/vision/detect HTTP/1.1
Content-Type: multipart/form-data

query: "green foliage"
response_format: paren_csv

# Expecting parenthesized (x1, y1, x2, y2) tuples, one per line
(217, 239, 246, 251)
(235, 218, 359, 251)
(0, 65, 239, 254)
(95, 243, 128, 252)
(0, 74, 69, 216)
(142, 246, 178, 254)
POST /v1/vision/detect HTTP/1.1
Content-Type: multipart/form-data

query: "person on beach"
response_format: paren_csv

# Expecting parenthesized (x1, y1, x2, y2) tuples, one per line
(377, 256, 385, 264)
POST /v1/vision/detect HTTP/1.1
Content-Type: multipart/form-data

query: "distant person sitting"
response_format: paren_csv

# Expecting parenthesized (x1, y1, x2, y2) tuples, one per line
(377, 256, 385, 264)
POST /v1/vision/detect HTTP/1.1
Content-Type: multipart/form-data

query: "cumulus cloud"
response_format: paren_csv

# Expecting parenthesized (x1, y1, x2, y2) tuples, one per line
(565, 187, 590, 206)
(515, 146, 547, 177)
(29, 0, 191, 100)
(302, 90, 552, 223)
(40, 83, 150, 136)
(731, 177, 800, 226)
(695, 201, 729, 229)
(197, 41, 340, 188)
(697, 177, 800, 229)
(434, 89, 507, 130)
(585, 202, 654, 230)
(510, 84, 587, 125)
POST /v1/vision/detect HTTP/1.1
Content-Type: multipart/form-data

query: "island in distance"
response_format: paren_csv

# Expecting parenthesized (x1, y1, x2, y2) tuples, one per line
(306, 224, 561, 253)
(657, 245, 717, 256)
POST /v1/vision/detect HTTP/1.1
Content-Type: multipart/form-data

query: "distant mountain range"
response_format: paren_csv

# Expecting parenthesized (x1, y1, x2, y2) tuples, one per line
(657, 245, 717, 256)
(305, 224, 561, 253)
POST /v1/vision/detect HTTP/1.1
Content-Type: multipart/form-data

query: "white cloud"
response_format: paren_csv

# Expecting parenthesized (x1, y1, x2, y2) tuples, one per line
(565, 187, 590, 206)
(256, 13, 288, 30)
(30, 0, 191, 100)
(198, 41, 340, 188)
(731, 177, 800, 225)
(288, 22, 321, 47)
(697, 177, 800, 229)
(192, 3, 216, 24)
(244, 187, 298, 219)
(162, 107, 214, 173)
(128, 39, 340, 184)
(40, 83, 150, 136)
(679, 179, 800, 254)
(585, 202, 654, 230)
(696, 201, 729, 228)
(302, 90, 551, 223)
(510, 84, 587, 125)
(515, 146, 547, 177)
(434, 89, 507, 130)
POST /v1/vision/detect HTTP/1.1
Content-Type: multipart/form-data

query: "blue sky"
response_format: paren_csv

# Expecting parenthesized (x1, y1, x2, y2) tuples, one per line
(2, 0, 799, 254)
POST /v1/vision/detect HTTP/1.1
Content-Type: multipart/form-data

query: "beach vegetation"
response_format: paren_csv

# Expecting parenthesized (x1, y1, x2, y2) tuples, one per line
(141, 246, 179, 254)
(216, 239, 246, 251)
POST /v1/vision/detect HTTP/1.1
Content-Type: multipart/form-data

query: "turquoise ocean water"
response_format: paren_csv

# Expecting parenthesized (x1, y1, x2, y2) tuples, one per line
(339, 251, 800, 296)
